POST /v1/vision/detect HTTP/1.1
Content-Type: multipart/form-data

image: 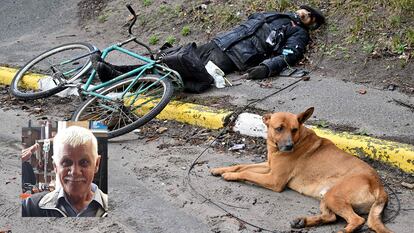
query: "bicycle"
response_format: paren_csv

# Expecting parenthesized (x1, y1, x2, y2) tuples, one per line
(10, 5, 183, 138)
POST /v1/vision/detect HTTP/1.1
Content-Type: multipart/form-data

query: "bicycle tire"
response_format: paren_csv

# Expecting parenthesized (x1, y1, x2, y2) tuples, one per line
(72, 74, 174, 138)
(10, 42, 96, 100)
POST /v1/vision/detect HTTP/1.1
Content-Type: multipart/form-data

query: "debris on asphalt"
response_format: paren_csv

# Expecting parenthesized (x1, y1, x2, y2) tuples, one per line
(401, 182, 414, 189)
(388, 84, 396, 91)
(156, 127, 168, 134)
(145, 135, 160, 142)
(259, 81, 273, 88)
(358, 89, 367, 95)
(228, 143, 245, 151)
(33, 107, 42, 113)
(0, 85, 79, 118)
(133, 129, 141, 134)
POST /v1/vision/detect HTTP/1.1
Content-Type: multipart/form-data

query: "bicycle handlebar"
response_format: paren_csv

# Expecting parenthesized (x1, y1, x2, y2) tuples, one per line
(126, 4, 137, 36)
(125, 4, 154, 57)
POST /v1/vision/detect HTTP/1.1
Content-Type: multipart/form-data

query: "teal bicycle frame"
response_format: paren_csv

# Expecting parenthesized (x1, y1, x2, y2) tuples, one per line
(74, 40, 183, 103)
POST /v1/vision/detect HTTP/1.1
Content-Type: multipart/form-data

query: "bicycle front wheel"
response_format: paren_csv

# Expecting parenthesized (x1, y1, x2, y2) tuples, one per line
(72, 75, 174, 138)
(10, 42, 96, 100)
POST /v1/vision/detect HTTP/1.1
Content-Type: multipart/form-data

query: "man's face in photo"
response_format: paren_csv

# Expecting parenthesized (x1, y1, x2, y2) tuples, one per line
(54, 142, 100, 198)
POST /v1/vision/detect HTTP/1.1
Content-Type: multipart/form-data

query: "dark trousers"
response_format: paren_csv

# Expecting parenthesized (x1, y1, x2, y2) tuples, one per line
(195, 41, 237, 74)
(22, 161, 36, 185)
(97, 41, 237, 82)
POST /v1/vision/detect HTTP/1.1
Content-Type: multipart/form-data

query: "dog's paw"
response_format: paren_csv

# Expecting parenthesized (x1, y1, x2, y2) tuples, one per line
(290, 218, 306, 229)
(222, 172, 239, 181)
(210, 168, 223, 176)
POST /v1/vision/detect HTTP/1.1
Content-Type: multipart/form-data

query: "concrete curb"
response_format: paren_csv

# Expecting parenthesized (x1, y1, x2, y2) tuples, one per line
(150, 100, 233, 129)
(1, 66, 413, 173)
(0, 66, 42, 90)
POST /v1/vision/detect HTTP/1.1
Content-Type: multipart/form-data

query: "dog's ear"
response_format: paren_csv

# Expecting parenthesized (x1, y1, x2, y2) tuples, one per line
(262, 113, 272, 126)
(297, 107, 314, 124)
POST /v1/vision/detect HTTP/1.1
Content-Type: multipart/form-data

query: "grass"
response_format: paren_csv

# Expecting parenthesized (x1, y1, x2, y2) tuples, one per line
(389, 0, 414, 13)
(138, 15, 148, 26)
(314, 120, 330, 128)
(143, 0, 153, 7)
(181, 26, 191, 36)
(159, 4, 180, 19)
(98, 11, 110, 23)
(149, 35, 159, 45)
(165, 35, 176, 45)
(392, 37, 407, 54)
(390, 15, 401, 27)
(363, 42, 375, 54)
(355, 128, 370, 136)
(328, 24, 339, 35)
(406, 28, 414, 47)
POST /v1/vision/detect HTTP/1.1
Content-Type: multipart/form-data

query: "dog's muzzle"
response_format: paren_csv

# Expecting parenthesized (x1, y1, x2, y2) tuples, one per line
(269, 140, 294, 152)
(279, 144, 294, 152)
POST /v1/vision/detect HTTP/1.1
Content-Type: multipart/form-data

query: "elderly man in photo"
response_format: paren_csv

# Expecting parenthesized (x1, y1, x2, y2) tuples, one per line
(22, 126, 108, 217)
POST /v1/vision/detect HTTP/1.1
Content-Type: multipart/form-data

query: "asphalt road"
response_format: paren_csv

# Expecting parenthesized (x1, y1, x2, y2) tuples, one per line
(0, 109, 413, 232)
(1, 0, 413, 145)
(0, 0, 89, 65)
(0, 1, 413, 232)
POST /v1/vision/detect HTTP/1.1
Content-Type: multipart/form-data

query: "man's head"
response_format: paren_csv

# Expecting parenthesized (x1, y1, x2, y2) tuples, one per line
(52, 126, 100, 198)
(296, 5, 325, 30)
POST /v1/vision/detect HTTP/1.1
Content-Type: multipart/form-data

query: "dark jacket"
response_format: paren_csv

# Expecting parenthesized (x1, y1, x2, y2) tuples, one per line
(22, 188, 108, 217)
(213, 12, 310, 75)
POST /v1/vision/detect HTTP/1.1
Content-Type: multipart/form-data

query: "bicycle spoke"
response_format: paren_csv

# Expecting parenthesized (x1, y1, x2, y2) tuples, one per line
(79, 99, 115, 121)
(120, 107, 138, 123)
(79, 106, 108, 120)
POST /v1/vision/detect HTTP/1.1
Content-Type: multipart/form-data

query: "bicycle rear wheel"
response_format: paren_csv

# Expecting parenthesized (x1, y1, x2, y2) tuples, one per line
(72, 74, 174, 138)
(10, 42, 96, 100)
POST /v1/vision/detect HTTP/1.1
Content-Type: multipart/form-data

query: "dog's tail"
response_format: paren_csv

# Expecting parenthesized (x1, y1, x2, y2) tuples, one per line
(367, 187, 393, 233)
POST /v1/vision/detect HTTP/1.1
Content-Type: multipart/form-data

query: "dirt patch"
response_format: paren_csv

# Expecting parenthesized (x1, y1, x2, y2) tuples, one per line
(77, 0, 111, 26)
(175, 94, 238, 110)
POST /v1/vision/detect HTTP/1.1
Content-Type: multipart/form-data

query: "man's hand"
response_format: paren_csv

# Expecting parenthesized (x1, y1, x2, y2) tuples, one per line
(245, 65, 270, 80)
(22, 143, 39, 162)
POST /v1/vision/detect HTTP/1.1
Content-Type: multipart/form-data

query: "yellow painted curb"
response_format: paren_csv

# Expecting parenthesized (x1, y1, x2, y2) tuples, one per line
(0, 66, 43, 90)
(311, 127, 414, 173)
(156, 100, 233, 129)
(128, 97, 233, 129)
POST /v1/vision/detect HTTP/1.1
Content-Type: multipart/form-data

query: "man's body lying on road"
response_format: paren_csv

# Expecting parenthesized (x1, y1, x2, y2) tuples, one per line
(93, 5, 325, 89)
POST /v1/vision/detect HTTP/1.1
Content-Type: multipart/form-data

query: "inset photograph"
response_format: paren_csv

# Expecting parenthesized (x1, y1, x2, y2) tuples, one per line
(21, 121, 108, 217)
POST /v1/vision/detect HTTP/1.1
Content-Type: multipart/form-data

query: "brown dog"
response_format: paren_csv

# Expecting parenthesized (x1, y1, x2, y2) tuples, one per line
(211, 107, 392, 233)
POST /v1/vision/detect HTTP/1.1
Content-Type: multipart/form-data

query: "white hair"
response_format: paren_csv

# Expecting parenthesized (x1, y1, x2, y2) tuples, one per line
(52, 126, 98, 164)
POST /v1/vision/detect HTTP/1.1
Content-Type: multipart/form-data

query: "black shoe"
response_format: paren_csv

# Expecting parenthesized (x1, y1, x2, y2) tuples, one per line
(91, 54, 122, 82)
